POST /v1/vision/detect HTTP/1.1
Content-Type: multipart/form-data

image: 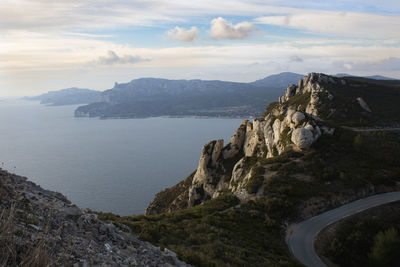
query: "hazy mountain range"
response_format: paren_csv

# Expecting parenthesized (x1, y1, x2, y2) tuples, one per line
(24, 87, 101, 106)
(25, 72, 398, 118)
(74, 72, 305, 118)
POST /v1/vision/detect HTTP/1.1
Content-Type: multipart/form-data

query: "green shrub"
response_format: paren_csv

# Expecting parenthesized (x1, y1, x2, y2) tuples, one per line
(369, 227, 400, 267)
(246, 175, 264, 194)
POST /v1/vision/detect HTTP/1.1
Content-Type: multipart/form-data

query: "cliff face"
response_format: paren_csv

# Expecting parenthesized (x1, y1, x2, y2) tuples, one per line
(146, 72, 387, 214)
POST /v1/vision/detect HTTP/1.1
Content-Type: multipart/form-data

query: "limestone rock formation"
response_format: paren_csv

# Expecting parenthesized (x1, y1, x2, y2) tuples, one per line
(185, 73, 339, 206)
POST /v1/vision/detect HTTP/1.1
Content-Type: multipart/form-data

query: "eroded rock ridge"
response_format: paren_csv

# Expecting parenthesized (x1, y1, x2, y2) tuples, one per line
(187, 73, 339, 207)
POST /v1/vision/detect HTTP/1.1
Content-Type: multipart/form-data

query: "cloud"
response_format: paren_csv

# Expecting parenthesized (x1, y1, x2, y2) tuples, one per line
(0, 0, 291, 32)
(2, 28, 400, 96)
(210, 17, 257, 40)
(93, 50, 149, 65)
(289, 55, 303, 62)
(167, 26, 198, 43)
(255, 11, 400, 39)
(1, 0, 399, 36)
(340, 57, 400, 72)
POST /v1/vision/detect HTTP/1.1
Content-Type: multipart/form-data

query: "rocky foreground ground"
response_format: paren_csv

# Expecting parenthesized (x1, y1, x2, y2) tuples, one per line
(0, 169, 189, 266)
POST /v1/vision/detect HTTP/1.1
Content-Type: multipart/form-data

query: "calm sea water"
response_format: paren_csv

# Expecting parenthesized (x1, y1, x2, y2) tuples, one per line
(0, 99, 242, 215)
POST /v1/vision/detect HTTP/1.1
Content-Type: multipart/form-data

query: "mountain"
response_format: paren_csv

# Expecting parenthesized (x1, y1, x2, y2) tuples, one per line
(75, 78, 283, 118)
(365, 75, 398, 80)
(75, 73, 304, 119)
(250, 72, 304, 87)
(101, 73, 400, 266)
(25, 87, 101, 106)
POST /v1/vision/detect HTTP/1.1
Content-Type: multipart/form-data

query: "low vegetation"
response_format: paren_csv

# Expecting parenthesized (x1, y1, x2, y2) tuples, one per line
(0, 205, 58, 267)
(97, 128, 400, 266)
(323, 78, 400, 126)
(101, 194, 301, 267)
(316, 201, 400, 267)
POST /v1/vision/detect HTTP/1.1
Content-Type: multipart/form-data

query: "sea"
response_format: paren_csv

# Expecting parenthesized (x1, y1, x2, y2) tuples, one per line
(0, 99, 242, 215)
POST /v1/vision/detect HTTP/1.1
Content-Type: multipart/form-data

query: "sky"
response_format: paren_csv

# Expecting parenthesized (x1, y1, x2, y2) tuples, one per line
(0, 0, 399, 96)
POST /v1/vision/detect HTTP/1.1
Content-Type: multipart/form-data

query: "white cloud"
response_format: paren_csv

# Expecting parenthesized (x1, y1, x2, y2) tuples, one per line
(92, 50, 149, 65)
(255, 11, 400, 39)
(167, 26, 198, 43)
(2, 30, 399, 74)
(289, 55, 303, 62)
(2, 33, 399, 84)
(210, 17, 257, 40)
(0, 0, 291, 32)
(340, 57, 400, 72)
(1, 0, 398, 37)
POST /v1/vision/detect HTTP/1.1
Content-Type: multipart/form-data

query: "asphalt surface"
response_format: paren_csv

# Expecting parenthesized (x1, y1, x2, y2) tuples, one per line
(288, 191, 400, 267)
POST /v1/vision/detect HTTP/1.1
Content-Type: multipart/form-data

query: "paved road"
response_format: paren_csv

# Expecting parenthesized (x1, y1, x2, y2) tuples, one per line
(288, 191, 400, 267)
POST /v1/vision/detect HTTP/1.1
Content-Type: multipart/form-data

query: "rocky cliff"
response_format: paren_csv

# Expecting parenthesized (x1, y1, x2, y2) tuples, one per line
(146, 73, 399, 215)
(0, 169, 188, 266)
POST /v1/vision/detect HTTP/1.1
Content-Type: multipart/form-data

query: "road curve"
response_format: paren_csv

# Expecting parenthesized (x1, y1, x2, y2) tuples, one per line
(288, 191, 400, 267)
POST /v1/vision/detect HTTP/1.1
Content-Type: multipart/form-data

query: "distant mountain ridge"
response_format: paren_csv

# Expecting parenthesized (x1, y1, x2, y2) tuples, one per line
(75, 72, 305, 119)
(25, 87, 101, 106)
(250, 72, 304, 87)
(26, 72, 398, 117)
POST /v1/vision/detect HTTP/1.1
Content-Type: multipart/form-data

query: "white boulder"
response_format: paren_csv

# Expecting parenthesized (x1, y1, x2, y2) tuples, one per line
(291, 128, 315, 149)
(291, 112, 305, 125)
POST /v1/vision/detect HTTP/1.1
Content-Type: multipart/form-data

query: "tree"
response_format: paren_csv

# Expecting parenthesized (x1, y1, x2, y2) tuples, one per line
(369, 227, 400, 267)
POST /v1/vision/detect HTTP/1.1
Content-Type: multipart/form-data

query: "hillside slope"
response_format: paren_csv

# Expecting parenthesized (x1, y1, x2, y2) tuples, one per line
(0, 170, 188, 266)
(106, 73, 400, 266)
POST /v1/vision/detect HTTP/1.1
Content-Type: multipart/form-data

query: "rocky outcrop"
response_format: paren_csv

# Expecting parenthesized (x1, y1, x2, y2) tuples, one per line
(223, 122, 246, 159)
(188, 122, 247, 206)
(185, 73, 339, 206)
(0, 170, 188, 266)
